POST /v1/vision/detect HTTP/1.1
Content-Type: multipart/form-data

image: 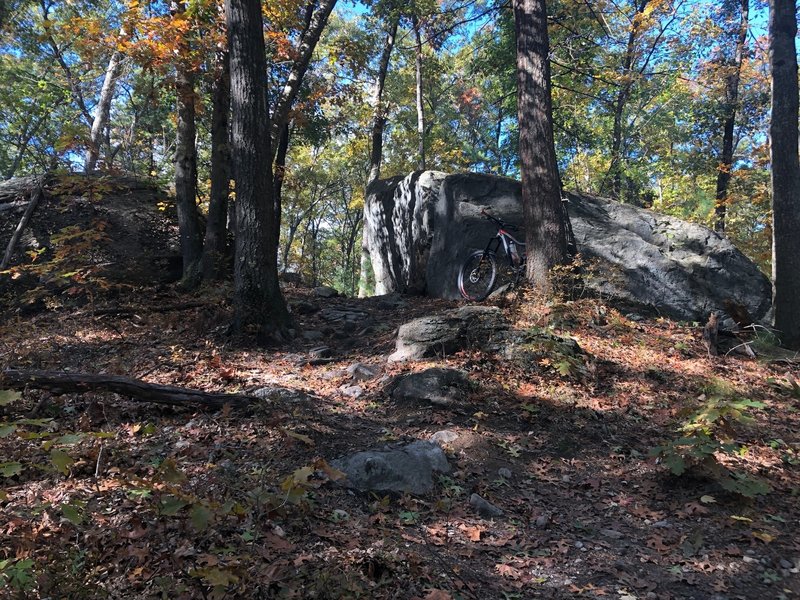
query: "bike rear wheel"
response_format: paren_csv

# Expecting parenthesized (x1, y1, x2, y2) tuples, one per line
(458, 251, 498, 301)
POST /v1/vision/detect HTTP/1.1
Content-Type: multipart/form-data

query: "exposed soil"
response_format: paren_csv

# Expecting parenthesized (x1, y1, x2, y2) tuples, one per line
(1, 281, 799, 600)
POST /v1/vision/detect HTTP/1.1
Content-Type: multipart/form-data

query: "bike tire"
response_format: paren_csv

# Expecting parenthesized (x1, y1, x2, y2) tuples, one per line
(458, 251, 498, 301)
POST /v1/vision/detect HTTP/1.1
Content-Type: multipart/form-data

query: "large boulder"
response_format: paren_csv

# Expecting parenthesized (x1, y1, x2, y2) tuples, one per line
(0, 174, 181, 291)
(363, 171, 772, 323)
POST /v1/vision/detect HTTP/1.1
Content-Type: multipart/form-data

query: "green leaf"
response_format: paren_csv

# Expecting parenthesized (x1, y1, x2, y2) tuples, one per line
(50, 449, 74, 475)
(0, 462, 23, 478)
(61, 502, 84, 525)
(0, 424, 16, 438)
(0, 390, 21, 406)
(160, 495, 188, 516)
(190, 503, 213, 530)
(189, 567, 239, 587)
(160, 459, 187, 484)
(56, 433, 83, 445)
(662, 453, 686, 475)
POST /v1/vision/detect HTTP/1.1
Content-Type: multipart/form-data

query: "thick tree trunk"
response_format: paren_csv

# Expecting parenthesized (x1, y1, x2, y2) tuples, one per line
(769, 0, 800, 349)
(202, 47, 232, 281)
(227, 0, 291, 341)
(174, 8, 202, 281)
(359, 18, 398, 297)
(85, 42, 125, 172)
(714, 0, 749, 233)
(1, 368, 253, 410)
(412, 15, 426, 171)
(513, 0, 567, 292)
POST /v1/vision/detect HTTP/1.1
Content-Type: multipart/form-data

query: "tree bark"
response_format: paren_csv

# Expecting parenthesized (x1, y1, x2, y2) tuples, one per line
(412, 15, 426, 171)
(1, 185, 43, 271)
(85, 39, 126, 172)
(268, 0, 338, 155)
(769, 0, 800, 349)
(359, 18, 398, 297)
(1, 368, 253, 410)
(714, 0, 749, 233)
(227, 0, 291, 341)
(174, 4, 202, 281)
(202, 47, 232, 281)
(608, 0, 648, 201)
(513, 0, 567, 292)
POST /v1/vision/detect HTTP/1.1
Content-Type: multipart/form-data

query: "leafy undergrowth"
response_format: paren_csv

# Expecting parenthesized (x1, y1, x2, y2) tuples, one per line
(1, 284, 799, 599)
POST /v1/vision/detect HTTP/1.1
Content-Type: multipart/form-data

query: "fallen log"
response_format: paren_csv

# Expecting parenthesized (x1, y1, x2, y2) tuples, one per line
(1, 368, 255, 410)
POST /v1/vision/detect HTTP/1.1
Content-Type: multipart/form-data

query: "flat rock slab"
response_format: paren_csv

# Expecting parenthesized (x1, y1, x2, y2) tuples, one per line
(332, 440, 451, 495)
(388, 368, 472, 407)
(388, 305, 508, 362)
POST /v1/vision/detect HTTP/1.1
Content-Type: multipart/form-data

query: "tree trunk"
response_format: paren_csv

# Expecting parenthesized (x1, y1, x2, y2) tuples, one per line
(359, 18, 398, 297)
(226, 0, 291, 342)
(202, 47, 232, 281)
(607, 0, 648, 201)
(268, 0, 338, 155)
(85, 40, 125, 172)
(513, 0, 567, 292)
(769, 0, 800, 349)
(174, 7, 202, 281)
(412, 15, 426, 171)
(714, 0, 749, 233)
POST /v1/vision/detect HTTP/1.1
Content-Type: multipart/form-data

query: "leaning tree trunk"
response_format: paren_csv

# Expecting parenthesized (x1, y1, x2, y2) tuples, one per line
(174, 6, 203, 281)
(412, 15, 426, 171)
(513, 0, 567, 292)
(227, 0, 291, 341)
(714, 0, 749, 233)
(85, 38, 125, 172)
(769, 0, 800, 349)
(202, 46, 232, 281)
(359, 18, 398, 297)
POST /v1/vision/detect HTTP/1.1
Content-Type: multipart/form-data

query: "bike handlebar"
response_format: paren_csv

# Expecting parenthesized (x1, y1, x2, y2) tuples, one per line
(480, 209, 518, 232)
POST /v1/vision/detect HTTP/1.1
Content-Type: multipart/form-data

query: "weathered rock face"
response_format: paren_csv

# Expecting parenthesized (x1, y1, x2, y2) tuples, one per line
(364, 171, 772, 322)
(332, 440, 451, 495)
(388, 305, 508, 362)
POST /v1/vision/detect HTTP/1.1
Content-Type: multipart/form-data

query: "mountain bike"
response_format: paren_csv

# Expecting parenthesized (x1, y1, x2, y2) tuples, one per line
(457, 200, 577, 301)
(457, 209, 527, 301)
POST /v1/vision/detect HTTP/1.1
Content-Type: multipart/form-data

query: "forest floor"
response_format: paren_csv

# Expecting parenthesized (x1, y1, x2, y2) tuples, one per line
(1, 282, 799, 600)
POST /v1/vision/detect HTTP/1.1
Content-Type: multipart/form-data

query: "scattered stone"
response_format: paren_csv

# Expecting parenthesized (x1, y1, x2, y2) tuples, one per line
(339, 384, 363, 398)
(320, 307, 371, 324)
(469, 493, 503, 518)
(388, 305, 508, 362)
(290, 300, 318, 315)
(331, 509, 349, 521)
(347, 363, 381, 381)
(302, 330, 325, 342)
(600, 528, 624, 540)
(332, 440, 451, 495)
(320, 369, 347, 381)
(251, 386, 314, 404)
(498, 467, 512, 479)
(374, 293, 407, 310)
(430, 430, 459, 445)
(388, 368, 472, 407)
(534, 514, 549, 528)
(502, 329, 585, 375)
(309, 346, 332, 359)
(314, 286, 339, 298)
(780, 559, 794, 570)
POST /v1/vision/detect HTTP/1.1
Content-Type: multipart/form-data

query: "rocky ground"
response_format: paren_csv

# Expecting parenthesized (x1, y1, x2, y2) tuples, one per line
(1, 281, 799, 599)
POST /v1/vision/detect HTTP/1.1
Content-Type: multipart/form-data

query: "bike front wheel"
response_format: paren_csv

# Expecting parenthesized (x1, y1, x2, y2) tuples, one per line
(458, 251, 498, 301)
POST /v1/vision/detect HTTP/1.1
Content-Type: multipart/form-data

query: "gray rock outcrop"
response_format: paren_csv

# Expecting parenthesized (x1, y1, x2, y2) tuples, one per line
(388, 368, 472, 407)
(388, 305, 507, 362)
(332, 440, 451, 495)
(363, 171, 772, 323)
